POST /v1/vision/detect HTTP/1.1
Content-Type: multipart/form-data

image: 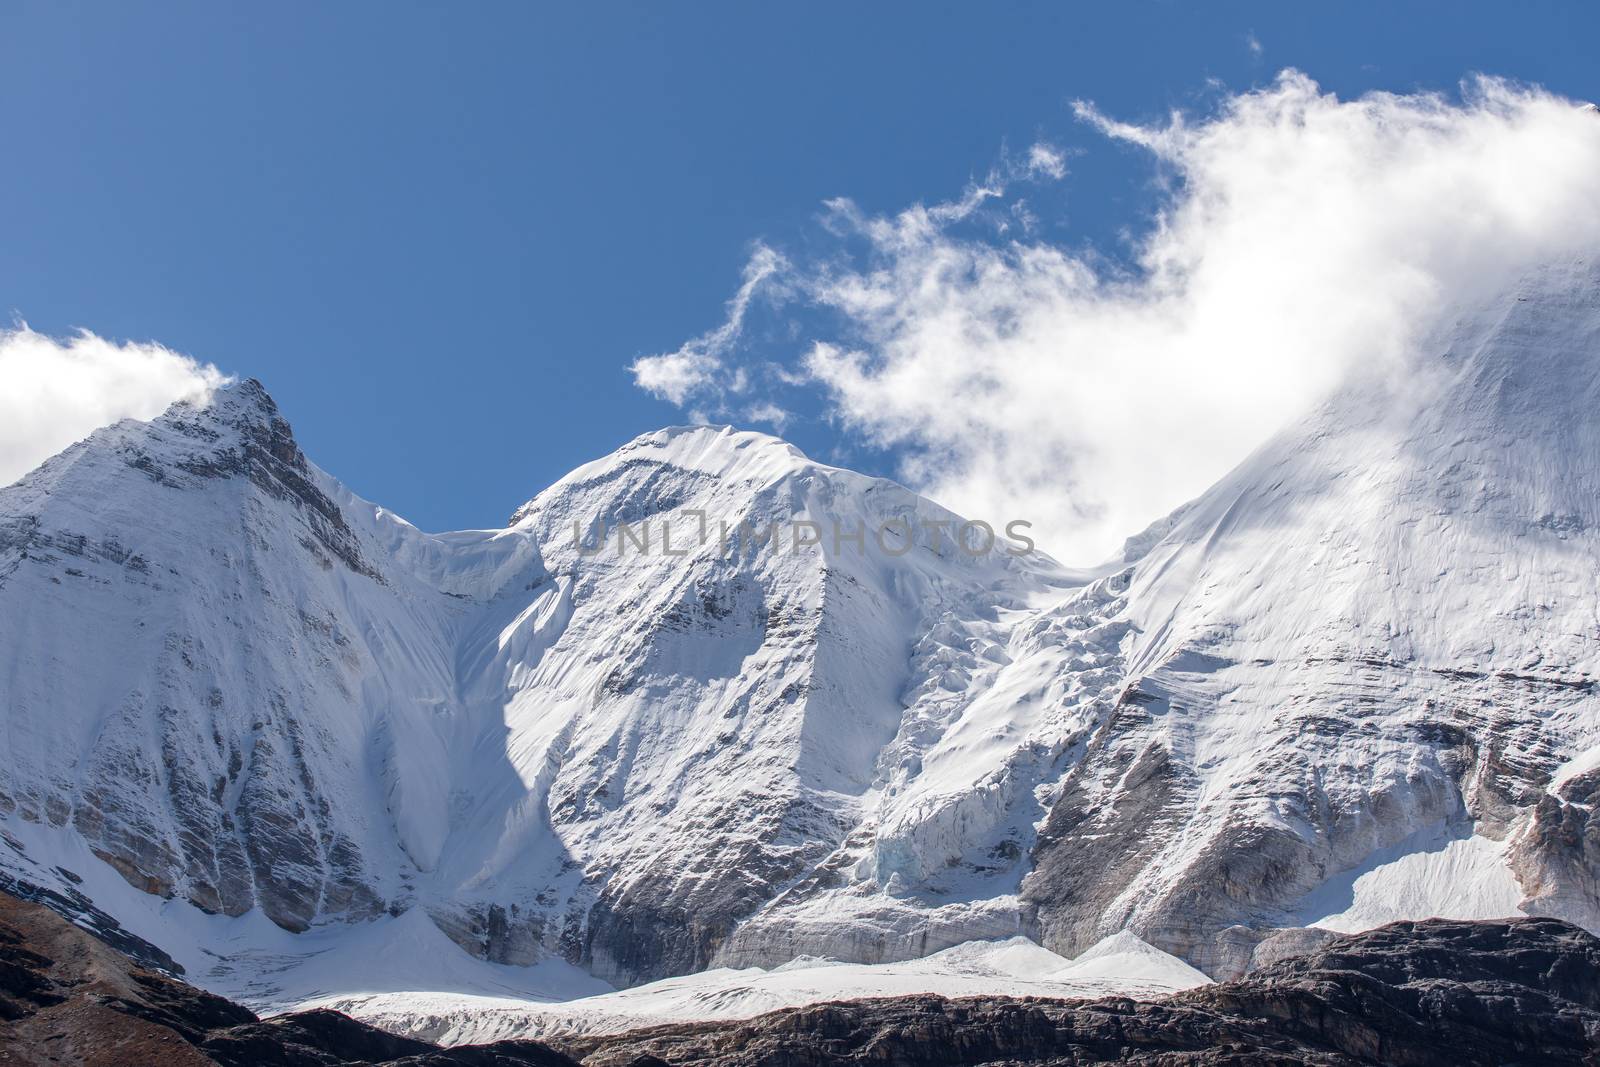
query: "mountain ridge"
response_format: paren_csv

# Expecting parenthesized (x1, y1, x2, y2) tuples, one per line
(1, 263, 1598, 1011)
(0, 382, 1072, 988)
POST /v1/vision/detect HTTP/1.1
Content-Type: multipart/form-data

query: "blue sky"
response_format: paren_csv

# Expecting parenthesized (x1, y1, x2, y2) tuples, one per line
(4, 1, 1599, 539)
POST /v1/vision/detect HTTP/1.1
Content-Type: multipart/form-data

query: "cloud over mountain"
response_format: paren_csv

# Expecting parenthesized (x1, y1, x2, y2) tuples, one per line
(633, 72, 1600, 564)
(0, 325, 227, 487)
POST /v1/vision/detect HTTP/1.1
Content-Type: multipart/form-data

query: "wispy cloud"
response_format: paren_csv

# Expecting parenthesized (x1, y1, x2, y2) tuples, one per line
(633, 72, 1600, 564)
(0, 325, 228, 487)
(742, 401, 792, 433)
(1024, 142, 1067, 180)
(630, 244, 787, 408)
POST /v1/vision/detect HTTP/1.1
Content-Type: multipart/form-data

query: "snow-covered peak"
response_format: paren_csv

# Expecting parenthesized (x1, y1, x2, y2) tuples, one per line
(1022, 259, 1600, 973)
(179, 374, 280, 421)
(9, 374, 301, 502)
(506, 424, 896, 551)
(1122, 256, 1600, 675)
(512, 425, 816, 526)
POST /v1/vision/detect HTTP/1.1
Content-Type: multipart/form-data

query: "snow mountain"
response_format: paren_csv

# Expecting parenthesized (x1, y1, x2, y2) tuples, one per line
(1022, 258, 1600, 973)
(0, 379, 1068, 988)
(1, 261, 1598, 1000)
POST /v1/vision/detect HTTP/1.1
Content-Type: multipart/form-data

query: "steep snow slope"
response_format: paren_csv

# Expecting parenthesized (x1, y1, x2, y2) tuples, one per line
(1291, 821, 1524, 933)
(711, 560, 1138, 970)
(0, 380, 491, 932)
(1024, 258, 1600, 973)
(416, 423, 1079, 982)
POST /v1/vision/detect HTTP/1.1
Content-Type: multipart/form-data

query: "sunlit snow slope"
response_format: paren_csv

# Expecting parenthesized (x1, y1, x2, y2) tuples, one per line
(1021, 259, 1600, 973)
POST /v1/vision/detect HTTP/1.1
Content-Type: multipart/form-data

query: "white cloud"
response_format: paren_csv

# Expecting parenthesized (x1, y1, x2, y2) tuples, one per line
(1246, 32, 1263, 57)
(1025, 142, 1067, 180)
(630, 244, 786, 408)
(0, 325, 228, 486)
(635, 72, 1600, 564)
(743, 402, 792, 433)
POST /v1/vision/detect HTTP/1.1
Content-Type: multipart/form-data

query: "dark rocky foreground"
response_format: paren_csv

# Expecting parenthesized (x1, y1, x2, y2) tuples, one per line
(3, 889, 1598, 1066)
(0, 889, 569, 1067)
(563, 919, 1600, 1066)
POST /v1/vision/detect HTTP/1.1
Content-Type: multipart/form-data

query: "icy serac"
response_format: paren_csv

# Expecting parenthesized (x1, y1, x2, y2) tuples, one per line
(2, 260, 1599, 992)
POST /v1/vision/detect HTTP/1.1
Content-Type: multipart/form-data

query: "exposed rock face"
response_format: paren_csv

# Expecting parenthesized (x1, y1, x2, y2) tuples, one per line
(1514, 764, 1600, 932)
(567, 918, 1600, 1067)
(0, 888, 576, 1066)
(0, 885, 252, 1067)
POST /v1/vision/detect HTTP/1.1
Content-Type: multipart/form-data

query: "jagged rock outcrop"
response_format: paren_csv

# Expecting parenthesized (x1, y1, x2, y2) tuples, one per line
(1513, 760, 1600, 932)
